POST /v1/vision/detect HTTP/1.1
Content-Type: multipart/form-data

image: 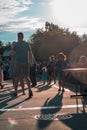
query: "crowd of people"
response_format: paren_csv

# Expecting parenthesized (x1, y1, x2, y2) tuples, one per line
(1, 32, 87, 98)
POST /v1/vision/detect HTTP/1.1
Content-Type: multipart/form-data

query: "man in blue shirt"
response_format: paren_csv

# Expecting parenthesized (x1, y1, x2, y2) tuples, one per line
(12, 32, 33, 98)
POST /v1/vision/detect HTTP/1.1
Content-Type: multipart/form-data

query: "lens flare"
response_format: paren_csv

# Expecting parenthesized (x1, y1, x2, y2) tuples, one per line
(18, 104, 22, 109)
(69, 43, 87, 84)
(8, 117, 18, 126)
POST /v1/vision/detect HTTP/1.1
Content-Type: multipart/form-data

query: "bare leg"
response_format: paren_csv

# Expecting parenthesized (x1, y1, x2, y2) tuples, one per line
(58, 80, 62, 91)
(13, 77, 19, 96)
(61, 81, 65, 92)
(0, 83, 3, 89)
(25, 76, 33, 98)
(19, 77, 25, 95)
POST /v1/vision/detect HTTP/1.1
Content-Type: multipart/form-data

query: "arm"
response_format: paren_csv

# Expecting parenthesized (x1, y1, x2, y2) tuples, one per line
(9, 50, 16, 56)
(29, 50, 33, 66)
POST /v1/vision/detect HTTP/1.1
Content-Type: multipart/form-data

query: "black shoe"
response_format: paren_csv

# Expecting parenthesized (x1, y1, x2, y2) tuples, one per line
(58, 88, 61, 91)
(31, 83, 37, 87)
(1, 85, 3, 89)
(13, 93, 17, 96)
(29, 90, 33, 98)
(23, 92, 26, 95)
(62, 89, 65, 92)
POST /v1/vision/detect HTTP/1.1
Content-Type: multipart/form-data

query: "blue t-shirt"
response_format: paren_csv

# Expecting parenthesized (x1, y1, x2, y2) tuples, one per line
(56, 60, 67, 73)
(13, 41, 30, 63)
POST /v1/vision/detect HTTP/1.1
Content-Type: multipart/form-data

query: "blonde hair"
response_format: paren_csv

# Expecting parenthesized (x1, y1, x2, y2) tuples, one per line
(78, 55, 87, 63)
(42, 67, 47, 72)
(57, 52, 67, 61)
(49, 55, 55, 61)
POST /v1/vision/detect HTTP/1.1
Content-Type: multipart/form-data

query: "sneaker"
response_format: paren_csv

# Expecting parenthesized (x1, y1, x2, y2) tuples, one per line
(29, 90, 33, 98)
(13, 93, 17, 96)
(58, 88, 61, 91)
(23, 92, 26, 95)
(62, 89, 65, 92)
(1, 85, 3, 89)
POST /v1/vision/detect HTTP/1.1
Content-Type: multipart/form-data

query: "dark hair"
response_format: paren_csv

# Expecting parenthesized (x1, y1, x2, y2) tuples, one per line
(57, 52, 67, 61)
(18, 32, 24, 37)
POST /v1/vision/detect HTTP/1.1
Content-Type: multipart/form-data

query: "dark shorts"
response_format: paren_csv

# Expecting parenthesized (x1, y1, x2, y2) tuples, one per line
(14, 62, 29, 78)
(57, 71, 65, 81)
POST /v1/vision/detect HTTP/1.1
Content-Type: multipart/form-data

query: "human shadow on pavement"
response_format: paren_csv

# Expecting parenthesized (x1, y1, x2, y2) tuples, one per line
(61, 113, 87, 130)
(37, 91, 87, 130)
(0, 92, 30, 115)
(81, 95, 87, 113)
(36, 84, 51, 92)
(37, 91, 63, 129)
(0, 93, 17, 114)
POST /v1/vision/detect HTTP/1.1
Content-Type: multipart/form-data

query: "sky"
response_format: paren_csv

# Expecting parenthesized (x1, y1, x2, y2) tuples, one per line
(0, 0, 87, 44)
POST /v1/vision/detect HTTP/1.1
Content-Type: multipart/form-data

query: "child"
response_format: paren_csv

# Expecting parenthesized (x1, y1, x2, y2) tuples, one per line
(77, 55, 87, 68)
(30, 63, 37, 87)
(41, 67, 47, 85)
(77, 55, 87, 85)
(0, 63, 4, 89)
(47, 55, 56, 85)
(56, 52, 67, 92)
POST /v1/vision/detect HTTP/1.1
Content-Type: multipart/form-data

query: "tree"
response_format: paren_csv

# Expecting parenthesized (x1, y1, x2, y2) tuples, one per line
(30, 22, 81, 61)
(0, 40, 4, 48)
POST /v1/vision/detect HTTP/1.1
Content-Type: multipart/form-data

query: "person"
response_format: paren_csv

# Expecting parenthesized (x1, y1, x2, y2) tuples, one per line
(9, 42, 16, 84)
(56, 52, 67, 92)
(30, 63, 37, 87)
(12, 32, 33, 98)
(47, 55, 56, 85)
(77, 55, 87, 85)
(77, 55, 87, 68)
(9, 42, 26, 95)
(0, 63, 4, 89)
(41, 67, 48, 85)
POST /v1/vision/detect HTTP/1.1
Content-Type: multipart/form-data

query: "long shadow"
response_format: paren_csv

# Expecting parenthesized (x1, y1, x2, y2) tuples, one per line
(61, 113, 87, 130)
(37, 91, 63, 129)
(0, 96, 30, 114)
(0, 92, 30, 115)
(80, 94, 87, 113)
(0, 93, 17, 115)
(36, 84, 51, 92)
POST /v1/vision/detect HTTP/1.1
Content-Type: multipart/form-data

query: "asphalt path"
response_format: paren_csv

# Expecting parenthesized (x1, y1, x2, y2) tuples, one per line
(0, 80, 87, 130)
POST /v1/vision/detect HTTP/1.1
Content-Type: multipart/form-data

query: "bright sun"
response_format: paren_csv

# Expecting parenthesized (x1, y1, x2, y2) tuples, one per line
(50, 0, 87, 27)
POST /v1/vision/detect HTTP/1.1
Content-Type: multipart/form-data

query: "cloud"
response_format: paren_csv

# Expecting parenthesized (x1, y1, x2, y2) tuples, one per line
(0, 0, 43, 31)
(0, 0, 32, 18)
(0, 0, 47, 43)
(0, 16, 44, 32)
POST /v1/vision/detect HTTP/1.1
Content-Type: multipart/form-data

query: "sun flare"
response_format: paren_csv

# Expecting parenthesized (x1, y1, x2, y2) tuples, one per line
(50, 0, 87, 27)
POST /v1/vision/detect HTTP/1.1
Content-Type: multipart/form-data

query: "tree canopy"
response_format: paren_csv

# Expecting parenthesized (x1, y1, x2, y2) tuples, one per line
(0, 21, 87, 61)
(30, 21, 81, 61)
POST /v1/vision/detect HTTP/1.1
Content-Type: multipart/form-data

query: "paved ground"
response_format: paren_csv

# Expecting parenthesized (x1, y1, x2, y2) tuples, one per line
(0, 80, 87, 130)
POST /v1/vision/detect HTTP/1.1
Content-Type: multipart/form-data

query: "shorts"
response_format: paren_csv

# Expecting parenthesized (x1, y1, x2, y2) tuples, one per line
(56, 72, 65, 81)
(14, 62, 29, 78)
